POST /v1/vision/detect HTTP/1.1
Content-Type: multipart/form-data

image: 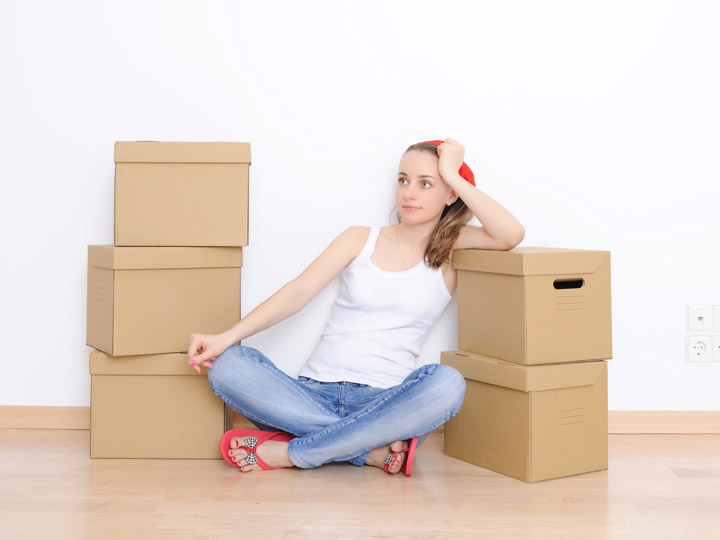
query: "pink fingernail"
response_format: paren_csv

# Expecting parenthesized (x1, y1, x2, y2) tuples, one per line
(207, 364, 213, 369)
(210, 357, 216, 361)
(193, 366, 200, 373)
(189, 360, 197, 366)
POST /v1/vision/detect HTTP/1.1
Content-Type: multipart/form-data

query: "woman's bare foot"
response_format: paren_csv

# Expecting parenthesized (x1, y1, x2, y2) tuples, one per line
(366, 440, 408, 474)
(227, 437, 294, 472)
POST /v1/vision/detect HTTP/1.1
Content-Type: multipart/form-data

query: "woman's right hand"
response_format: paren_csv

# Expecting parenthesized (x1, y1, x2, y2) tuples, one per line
(187, 333, 231, 374)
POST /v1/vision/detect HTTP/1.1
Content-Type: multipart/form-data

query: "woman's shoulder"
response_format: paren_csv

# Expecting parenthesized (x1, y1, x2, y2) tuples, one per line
(334, 225, 373, 259)
(340, 225, 372, 241)
(344, 225, 372, 234)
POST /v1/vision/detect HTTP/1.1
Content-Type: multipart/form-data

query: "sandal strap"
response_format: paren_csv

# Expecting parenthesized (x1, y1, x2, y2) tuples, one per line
(238, 432, 288, 470)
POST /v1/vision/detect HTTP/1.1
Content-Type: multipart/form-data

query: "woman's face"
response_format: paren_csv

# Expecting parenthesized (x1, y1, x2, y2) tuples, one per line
(396, 150, 457, 225)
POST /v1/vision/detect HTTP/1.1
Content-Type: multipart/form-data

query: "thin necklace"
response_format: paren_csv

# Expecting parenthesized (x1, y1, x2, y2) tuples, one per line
(395, 224, 409, 270)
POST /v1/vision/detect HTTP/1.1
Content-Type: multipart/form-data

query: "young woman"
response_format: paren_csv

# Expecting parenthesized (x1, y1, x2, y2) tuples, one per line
(187, 138, 525, 475)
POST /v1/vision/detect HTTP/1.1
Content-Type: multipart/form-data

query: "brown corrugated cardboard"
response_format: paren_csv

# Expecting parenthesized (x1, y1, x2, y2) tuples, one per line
(454, 247, 612, 365)
(86, 245, 242, 356)
(442, 349, 608, 483)
(89, 351, 226, 458)
(114, 141, 251, 246)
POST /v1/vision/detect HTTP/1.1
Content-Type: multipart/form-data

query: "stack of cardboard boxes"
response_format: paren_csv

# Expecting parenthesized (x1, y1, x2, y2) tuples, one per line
(86, 142, 251, 459)
(442, 247, 612, 482)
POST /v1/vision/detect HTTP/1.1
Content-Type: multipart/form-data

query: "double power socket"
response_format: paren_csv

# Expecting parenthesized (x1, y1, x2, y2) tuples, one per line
(686, 305, 720, 362)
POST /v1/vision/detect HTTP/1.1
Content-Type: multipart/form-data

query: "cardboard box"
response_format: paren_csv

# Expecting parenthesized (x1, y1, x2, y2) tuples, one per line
(114, 141, 251, 246)
(87, 245, 242, 356)
(442, 350, 608, 483)
(90, 351, 228, 458)
(454, 247, 612, 365)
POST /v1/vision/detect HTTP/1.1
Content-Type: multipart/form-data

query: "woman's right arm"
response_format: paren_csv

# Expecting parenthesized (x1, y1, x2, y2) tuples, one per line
(187, 225, 369, 370)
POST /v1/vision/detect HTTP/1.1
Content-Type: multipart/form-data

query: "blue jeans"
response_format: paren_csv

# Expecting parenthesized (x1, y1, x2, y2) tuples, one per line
(207, 345, 466, 469)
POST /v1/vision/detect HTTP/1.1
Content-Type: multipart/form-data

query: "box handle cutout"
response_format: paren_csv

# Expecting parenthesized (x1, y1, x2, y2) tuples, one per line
(553, 278, 584, 290)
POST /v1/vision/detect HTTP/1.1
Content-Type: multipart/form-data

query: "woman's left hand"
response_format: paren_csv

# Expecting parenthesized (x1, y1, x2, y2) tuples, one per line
(436, 138, 466, 184)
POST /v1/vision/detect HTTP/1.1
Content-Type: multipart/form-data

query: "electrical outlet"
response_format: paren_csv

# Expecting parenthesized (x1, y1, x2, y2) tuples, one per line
(687, 336, 714, 362)
(714, 336, 720, 361)
(687, 305, 714, 330)
(715, 306, 720, 331)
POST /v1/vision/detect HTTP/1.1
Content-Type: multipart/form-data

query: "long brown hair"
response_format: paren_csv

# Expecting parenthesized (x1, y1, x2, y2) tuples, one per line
(391, 142, 474, 269)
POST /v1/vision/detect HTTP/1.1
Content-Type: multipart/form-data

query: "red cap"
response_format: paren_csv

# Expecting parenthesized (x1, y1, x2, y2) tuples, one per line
(423, 140, 475, 187)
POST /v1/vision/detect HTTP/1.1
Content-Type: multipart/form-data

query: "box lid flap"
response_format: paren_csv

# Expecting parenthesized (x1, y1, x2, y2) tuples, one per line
(87, 245, 243, 270)
(452, 247, 610, 276)
(114, 141, 251, 164)
(441, 350, 606, 392)
(89, 350, 205, 375)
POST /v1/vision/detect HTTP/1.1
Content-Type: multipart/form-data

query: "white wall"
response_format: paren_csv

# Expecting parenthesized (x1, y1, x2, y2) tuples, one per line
(1, 0, 718, 409)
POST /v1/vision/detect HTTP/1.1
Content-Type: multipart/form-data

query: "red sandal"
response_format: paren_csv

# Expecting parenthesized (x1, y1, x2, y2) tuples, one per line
(220, 429, 295, 470)
(383, 436, 417, 476)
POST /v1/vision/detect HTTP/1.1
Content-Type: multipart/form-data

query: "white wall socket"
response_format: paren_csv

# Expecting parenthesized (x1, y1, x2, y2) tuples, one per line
(714, 336, 720, 362)
(687, 336, 714, 362)
(687, 305, 714, 330)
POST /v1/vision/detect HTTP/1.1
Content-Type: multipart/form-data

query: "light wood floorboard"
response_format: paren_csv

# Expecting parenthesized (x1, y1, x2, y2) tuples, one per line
(1, 429, 719, 539)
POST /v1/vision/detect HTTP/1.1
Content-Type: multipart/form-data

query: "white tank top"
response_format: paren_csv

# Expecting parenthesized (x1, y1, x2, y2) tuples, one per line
(298, 225, 453, 389)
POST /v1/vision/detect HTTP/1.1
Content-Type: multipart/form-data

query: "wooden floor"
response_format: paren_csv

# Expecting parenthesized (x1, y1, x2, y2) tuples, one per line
(1, 430, 719, 540)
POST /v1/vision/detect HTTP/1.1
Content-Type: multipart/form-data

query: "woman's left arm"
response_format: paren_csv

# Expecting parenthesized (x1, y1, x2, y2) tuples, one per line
(438, 138, 525, 250)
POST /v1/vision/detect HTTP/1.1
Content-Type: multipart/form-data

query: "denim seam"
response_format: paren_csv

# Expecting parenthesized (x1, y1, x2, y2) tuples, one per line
(337, 384, 345, 417)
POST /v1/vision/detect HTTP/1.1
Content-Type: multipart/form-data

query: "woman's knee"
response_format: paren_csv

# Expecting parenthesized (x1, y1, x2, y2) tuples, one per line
(207, 345, 265, 388)
(425, 363, 466, 414)
(214, 344, 267, 367)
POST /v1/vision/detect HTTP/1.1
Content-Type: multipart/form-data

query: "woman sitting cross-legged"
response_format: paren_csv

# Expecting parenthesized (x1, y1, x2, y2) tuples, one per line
(187, 137, 525, 475)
